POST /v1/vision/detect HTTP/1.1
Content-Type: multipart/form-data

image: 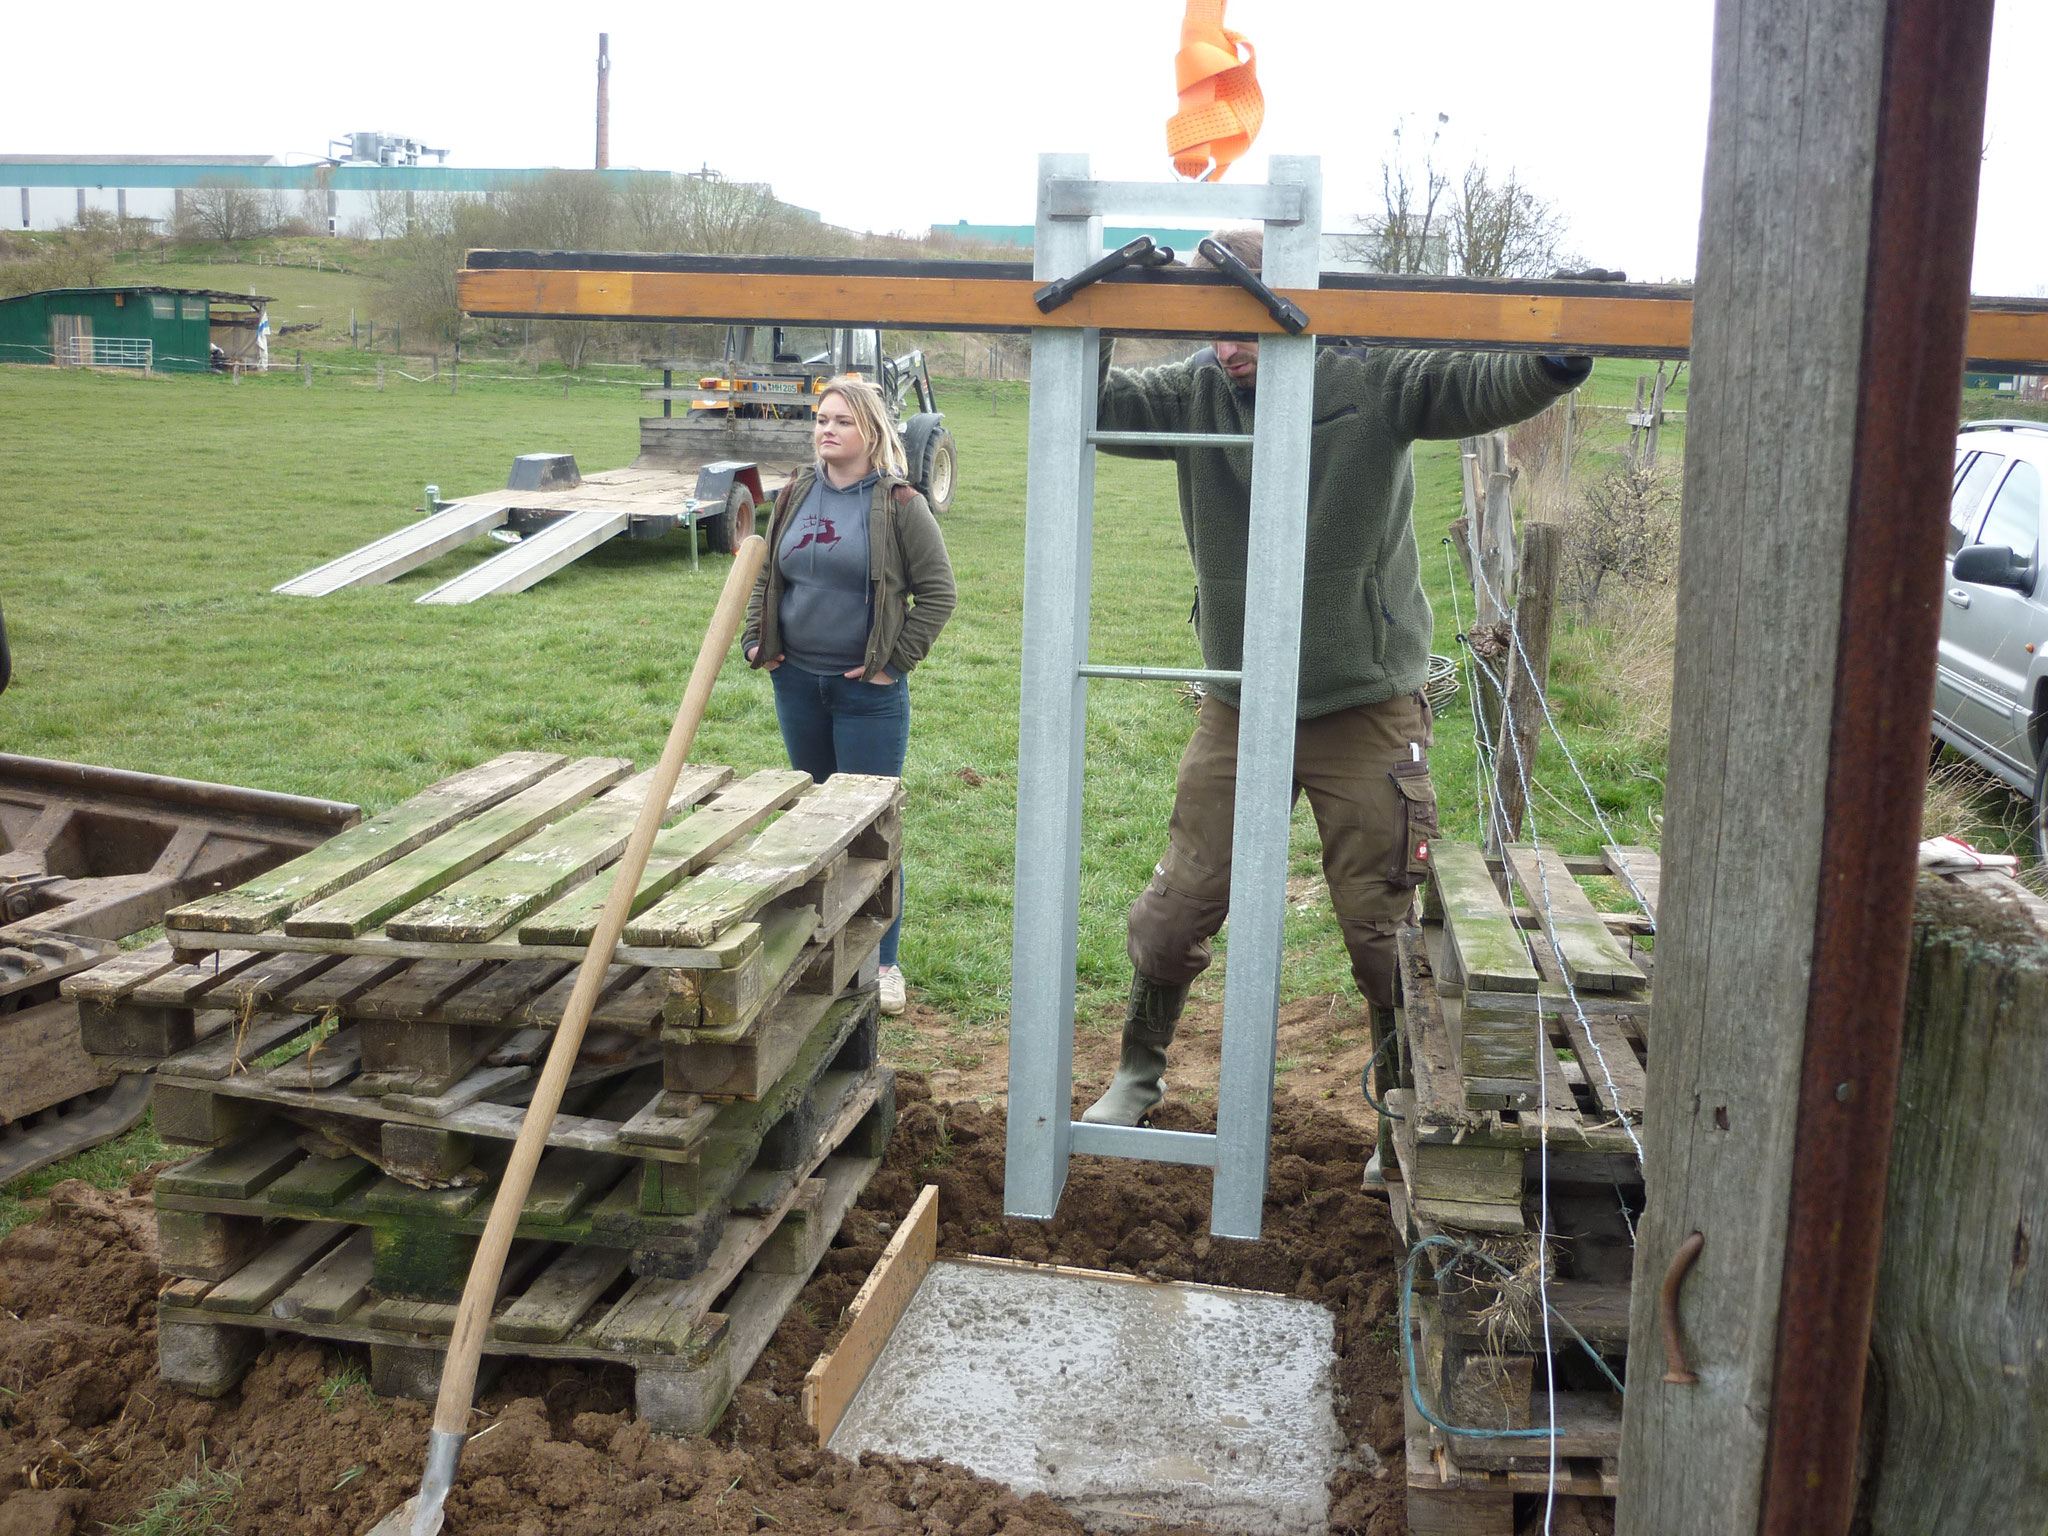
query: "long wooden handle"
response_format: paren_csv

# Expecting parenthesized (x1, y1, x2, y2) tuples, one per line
(430, 536, 769, 1436)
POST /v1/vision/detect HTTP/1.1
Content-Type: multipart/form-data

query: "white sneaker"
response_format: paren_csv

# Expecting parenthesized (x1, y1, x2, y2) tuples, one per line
(878, 964, 907, 1016)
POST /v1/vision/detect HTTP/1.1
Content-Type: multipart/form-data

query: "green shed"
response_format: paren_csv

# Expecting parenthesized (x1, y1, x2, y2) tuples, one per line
(0, 286, 271, 373)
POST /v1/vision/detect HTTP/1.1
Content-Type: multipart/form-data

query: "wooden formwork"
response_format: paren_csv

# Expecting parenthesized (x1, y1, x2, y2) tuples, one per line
(1389, 839, 1657, 1534)
(70, 751, 906, 1433)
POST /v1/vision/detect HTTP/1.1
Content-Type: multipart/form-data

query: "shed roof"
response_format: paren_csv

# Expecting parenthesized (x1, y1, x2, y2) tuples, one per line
(1, 286, 272, 306)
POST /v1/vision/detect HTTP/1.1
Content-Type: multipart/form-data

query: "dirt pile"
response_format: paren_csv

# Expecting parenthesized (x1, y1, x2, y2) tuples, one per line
(0, 1082, 1420, 1536)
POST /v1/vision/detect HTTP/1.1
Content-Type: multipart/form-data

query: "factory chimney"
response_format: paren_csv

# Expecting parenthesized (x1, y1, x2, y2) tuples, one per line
(595, 33, 611, 171)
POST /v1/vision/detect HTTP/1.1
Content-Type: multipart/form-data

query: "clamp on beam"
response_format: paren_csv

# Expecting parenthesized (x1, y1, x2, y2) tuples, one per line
(1197, 238, 1310, 334)
(1033, 236, 1179, 314)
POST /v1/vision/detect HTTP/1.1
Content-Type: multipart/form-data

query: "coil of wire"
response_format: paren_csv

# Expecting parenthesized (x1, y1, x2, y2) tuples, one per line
(1423, 652, 1460, 714)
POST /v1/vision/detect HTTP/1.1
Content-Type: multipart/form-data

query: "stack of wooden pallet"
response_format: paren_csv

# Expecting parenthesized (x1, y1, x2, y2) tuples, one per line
(1388, 838, 1658, 1535)
(64, 751, 903, 1434)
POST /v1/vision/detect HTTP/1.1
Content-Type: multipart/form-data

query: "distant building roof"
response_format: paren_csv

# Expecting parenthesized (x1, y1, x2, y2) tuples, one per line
(0, 154, 283, 166)
(1, 286, 272, 305)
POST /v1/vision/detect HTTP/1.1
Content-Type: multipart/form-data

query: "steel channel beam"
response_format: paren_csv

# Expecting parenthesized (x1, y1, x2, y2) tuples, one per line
(1757, 3, 1996, 1531)
(1067, 1121, 1219, 1168)
(1088, 431, 1256, 449)
(1002, 152, 1101, 1221)
(1046, 177, 1305, 225)
(1077, 665, 1243, 684)
(1209, 154, 1322, 1241)
(0, 754, 360, 834)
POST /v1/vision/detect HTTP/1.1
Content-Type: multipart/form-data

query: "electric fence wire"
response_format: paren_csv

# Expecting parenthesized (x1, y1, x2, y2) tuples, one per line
(1464, 549, 1661, 931)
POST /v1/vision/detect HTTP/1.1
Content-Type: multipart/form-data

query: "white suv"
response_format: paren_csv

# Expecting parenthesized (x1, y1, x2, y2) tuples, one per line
(1934, 419, 2048, 856)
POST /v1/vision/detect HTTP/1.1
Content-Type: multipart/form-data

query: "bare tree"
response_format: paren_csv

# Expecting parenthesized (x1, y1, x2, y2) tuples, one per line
(618, 170, 852, 257)
(1451, 160, 1574, 279)
(176, 178, 272, 242)
(366, 187, 410, 240)
(1346, 117, 1452, 274)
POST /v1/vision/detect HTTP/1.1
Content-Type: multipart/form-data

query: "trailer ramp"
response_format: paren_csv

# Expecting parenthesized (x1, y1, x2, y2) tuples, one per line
(273, 500, 515, 596)
(414, 508, 634, 604)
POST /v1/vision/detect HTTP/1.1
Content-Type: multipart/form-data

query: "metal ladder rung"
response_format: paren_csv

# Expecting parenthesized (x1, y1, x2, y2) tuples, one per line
(1068, 1122, 1218, 1167)
(1078, 664, 1241, 684)
(1088, 430, 1254, 449)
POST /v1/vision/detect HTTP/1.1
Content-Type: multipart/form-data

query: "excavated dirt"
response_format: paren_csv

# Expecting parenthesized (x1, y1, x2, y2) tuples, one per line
(0, 1079, 1605, 1536)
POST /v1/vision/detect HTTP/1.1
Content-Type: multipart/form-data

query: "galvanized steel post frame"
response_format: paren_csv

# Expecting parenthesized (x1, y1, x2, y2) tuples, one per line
(1001, 155, 1323, 1240)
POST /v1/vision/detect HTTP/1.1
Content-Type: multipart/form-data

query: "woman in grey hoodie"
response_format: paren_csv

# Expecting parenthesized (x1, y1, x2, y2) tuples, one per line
(742, 377, 956, 1016)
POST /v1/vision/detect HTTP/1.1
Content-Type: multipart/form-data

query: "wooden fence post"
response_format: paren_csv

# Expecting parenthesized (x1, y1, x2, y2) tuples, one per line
(1617, 3, 1993, 1533)
(1487, 521, 1561, 853)
(1862, 876, 2048, 1532)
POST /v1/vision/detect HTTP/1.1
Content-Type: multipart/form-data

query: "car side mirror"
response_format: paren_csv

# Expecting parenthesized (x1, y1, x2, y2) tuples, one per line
(1951, 543, 2036, 594)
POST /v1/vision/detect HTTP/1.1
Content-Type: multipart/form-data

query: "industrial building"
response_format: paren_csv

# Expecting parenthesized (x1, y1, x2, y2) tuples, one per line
(1, 147, 783, 238)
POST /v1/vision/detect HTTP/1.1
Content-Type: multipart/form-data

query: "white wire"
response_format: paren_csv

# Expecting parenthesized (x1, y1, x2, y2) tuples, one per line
(1463, 547, 1660, 929)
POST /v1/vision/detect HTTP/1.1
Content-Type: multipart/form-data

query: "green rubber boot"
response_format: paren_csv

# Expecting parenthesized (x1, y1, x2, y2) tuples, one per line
(1081, 975, 1189, 1126)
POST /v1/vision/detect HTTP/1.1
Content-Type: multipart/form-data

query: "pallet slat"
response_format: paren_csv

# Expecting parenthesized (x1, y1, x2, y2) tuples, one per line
(284, 758, 633, 939)
(168, 753, 569, 934)
(1500, 846, 1647, 993)
(385, 764, 734, 942)
(1430, 842, 1540, 993)
(519, 769, 813, 946)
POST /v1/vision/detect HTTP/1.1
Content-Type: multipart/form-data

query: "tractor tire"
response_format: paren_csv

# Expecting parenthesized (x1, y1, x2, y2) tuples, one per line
(916, 427, 957, 515)
(704, 482, 754, 555)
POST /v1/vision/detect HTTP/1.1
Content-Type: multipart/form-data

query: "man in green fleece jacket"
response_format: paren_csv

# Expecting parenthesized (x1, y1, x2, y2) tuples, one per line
(1082, 230, 1591, 1163)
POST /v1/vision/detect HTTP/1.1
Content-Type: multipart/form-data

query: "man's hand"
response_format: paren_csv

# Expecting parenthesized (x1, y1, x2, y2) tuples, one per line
(845, 666, 895, 685)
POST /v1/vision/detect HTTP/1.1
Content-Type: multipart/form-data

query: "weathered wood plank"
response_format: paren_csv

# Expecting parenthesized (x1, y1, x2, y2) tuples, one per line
(281, 955, 411, 1015)
(626, 775, 903, 947)
(519, 769, 813, 945)
(1601, 844, 1663, 923)
(616, 1090, 717, 1152)
(58, 939, 180, 1003)
(156, 1125, 305, 1200)
(664, 905, 817, 1039)
(1560, 1010, 1648, 1122)
(350, 960, 497, 1022)
(0, 1001, 108, 1121)
(200, 1222, 348, 1315)
(270, 1227, 374, 1322)
(1501, 845, 1647, 993)
(285, 757, 632, 939)
(1396, 926, 1469, 1130)
(168, 752, 567, 933)
(158, 1012, 322, 1081)
(126, 951, 269, 1007)
(803, 1184, 937, 1444)
(494, 1245, 633, 1344)
(1431, 842, 1539, 993)
(262, 1025, 362, 1090)
(384, 764, 733, 942)
(267, 1150, 379, 1208)
(435, 960, 571, 1026)
(203, 951, 346, 1012)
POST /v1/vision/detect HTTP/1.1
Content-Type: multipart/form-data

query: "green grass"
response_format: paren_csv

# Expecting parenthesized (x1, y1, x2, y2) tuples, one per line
(0, 359, 1669, 1033)
(104, 1451, 241, 1536)
(0, 1117, 169, 1235)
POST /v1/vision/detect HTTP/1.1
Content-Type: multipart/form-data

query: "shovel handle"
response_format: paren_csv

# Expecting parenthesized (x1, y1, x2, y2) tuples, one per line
(429, 536, 769, 1436)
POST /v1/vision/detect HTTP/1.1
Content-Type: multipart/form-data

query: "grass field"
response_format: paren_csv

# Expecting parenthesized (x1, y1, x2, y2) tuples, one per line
(0, 355, 1680, 1022)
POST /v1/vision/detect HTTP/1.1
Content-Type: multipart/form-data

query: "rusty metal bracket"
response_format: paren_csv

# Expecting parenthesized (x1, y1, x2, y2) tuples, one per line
(1661, 1230, 1706, 1384)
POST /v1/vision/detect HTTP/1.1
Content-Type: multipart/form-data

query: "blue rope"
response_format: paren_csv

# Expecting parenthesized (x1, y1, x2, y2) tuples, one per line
(1400, 1235, 1625, 1441)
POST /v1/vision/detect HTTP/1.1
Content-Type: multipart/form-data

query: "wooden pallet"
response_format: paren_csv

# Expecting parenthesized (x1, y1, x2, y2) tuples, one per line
(151, 988, 888, 1286)
(157, 1132, 888, 1438)
(1392, 839, 1651, 1530)
(129, 752, 900, 969)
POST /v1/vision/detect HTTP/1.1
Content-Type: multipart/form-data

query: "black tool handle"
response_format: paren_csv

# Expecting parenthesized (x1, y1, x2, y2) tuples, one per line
(1033, 236, 1175, 314)
(1197, 239, 1311, 335)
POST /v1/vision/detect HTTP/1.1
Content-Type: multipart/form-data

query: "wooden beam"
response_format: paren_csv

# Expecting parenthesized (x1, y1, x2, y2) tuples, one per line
(456, 256, 2048, 367)
(802, 1183, 937, 1445)
(1618, 4, 1995, 1534)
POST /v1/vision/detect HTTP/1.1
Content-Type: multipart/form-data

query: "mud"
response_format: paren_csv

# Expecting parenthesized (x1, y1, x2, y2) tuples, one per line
(0, 1080, 1597, 1536)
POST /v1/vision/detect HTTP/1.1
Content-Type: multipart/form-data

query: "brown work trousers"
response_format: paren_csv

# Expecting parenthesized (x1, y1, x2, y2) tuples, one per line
(1126, 691, 1438, 1008)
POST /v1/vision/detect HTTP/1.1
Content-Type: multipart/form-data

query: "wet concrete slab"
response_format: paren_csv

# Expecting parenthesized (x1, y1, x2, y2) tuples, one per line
(826, 1257, 1344, 1535)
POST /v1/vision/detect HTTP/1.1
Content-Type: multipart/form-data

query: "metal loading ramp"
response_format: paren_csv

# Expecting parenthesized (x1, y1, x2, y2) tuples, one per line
(414, 507, 632, 604)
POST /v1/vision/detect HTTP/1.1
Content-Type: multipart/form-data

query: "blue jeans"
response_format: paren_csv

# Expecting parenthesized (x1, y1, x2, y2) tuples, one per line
(768, 665, 910, 966)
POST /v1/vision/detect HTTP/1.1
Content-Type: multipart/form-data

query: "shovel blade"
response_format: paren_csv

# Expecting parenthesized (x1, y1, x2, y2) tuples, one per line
(361, 1494, 443, 1536)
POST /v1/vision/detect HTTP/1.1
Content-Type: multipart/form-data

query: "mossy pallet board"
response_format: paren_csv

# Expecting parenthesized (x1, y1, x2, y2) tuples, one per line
(151, 997, 886, 1288)
(132, 764, 897, 997)
(157, 1150, 882, 1436)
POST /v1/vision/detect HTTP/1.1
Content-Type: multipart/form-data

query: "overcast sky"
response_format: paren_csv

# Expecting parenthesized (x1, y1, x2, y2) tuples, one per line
(4, 2, 2042, 294)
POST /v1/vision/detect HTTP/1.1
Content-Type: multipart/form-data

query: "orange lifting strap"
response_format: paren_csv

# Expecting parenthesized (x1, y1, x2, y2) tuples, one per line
(1167, 0, 1263, 182)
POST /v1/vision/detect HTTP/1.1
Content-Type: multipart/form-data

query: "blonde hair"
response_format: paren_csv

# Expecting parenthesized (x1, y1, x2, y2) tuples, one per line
(817, 376, 907, 478)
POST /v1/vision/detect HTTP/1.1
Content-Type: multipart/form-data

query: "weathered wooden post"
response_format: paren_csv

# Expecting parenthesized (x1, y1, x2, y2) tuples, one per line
(1618, 3, 1994, 1534)
(1861, 874, 2048, 1532)
(1488, 520, 1561, 850)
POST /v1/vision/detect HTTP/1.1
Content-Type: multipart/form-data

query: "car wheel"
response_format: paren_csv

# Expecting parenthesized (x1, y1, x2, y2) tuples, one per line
(918, 427, 957, 515)
(704, 482, 753, 554)
(2034, 753, 2048, 867)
